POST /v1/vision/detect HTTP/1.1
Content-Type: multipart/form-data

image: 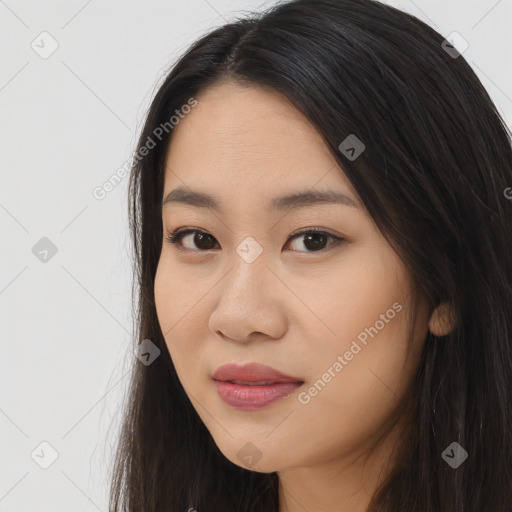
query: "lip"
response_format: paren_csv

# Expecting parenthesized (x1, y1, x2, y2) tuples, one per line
(212, 362, 303, 384)
(212, 362, 304, 410)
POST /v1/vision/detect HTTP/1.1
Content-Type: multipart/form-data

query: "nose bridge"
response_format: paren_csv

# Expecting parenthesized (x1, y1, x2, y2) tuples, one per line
(210, 238, 287, 341)
(224, 237, 270, 301)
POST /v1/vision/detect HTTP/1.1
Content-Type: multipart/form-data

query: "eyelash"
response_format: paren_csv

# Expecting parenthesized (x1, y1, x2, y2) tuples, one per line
(164, 227, 344, 254)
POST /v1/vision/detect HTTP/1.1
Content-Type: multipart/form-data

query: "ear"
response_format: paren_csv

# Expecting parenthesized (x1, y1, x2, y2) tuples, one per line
(428, 302, 456, 337)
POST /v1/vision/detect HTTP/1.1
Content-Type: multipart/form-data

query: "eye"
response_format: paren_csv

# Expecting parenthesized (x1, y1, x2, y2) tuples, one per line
(165, 227, 344, 253)
(287, 228, 342, 252)
(166, 229, 219, 251)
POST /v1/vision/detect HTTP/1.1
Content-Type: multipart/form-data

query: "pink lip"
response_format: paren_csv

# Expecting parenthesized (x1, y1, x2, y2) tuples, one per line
(212, 362, 304, 410)
(212, 362, 303, 383)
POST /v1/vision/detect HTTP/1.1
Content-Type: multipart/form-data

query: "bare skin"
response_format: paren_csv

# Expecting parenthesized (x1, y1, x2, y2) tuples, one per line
(153, 81, 454, 512)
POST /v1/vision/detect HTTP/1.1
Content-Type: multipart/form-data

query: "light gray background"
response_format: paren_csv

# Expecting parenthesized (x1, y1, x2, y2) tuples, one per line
(1, 0, 511, 510)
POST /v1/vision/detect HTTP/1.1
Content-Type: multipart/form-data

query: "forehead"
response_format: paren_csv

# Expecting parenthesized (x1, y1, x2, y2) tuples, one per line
(162, 81, 359, 205)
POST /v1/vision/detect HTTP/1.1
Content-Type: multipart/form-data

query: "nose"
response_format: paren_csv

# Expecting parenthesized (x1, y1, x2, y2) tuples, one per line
(208, 251, 288, 343)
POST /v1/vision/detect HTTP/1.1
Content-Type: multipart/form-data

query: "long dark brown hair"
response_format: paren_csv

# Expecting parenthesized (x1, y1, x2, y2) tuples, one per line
(108, 0, 512, 510)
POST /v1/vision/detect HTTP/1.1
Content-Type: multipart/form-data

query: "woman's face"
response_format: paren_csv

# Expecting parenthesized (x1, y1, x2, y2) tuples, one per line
(154, 81, 435, 475)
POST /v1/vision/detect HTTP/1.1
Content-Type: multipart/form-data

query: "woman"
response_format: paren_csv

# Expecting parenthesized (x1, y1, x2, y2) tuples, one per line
(109, 0, 512, 510)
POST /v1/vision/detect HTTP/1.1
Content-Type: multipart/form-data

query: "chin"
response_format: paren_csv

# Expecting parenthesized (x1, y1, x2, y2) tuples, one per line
(214, 438, 292, 473)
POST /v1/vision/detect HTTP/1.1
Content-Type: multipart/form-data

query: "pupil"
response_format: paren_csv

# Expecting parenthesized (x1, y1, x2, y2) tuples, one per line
(304, 233, 326, 251)
(196, 232, 216, 249)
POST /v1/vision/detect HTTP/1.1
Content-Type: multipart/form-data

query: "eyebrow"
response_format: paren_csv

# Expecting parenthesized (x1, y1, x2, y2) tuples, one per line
(161, 186, 359, 213)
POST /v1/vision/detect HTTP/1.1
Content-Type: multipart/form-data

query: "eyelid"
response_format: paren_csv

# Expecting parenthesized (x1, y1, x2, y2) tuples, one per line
(165, 226, 344, 253)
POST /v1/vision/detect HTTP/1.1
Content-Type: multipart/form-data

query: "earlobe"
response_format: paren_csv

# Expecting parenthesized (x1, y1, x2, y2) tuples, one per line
(428, 302, 456, 337)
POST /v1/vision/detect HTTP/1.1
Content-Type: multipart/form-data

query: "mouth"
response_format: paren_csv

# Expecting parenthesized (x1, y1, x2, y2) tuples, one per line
(211, 362, 305, 410)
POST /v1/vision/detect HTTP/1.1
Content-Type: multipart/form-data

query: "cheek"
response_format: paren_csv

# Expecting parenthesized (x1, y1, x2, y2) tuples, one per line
(291, 309, 419, 467)
(294, 246, 419, 432)
(292, 239, 408, 347)
(154, 257, 204, 330)
(154, 261, 206, 373)
(154, 261, 176, 334)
